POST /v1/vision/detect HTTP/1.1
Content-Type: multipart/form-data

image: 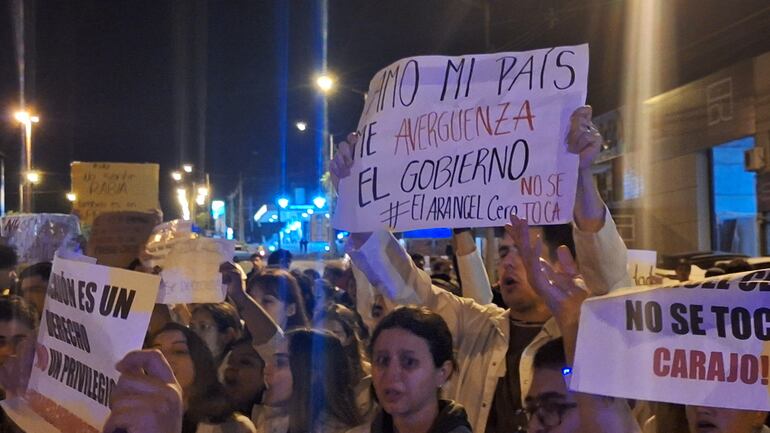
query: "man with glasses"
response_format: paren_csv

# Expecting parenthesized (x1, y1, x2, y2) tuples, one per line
(526, 338, 580, 433)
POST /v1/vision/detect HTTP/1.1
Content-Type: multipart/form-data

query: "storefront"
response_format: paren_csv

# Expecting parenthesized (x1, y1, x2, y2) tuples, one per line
(593, 51, 770, 256)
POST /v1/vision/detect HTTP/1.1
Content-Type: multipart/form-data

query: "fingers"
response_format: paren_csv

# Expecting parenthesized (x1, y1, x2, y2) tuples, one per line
(115, 350, 177, 384)
(556, 245, 578, 276)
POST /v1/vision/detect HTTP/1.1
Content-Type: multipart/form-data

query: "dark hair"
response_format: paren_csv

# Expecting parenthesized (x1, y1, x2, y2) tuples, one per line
(370, 306, 456, 371)
(533, 338, 567, 370)
(149, 323, 235, 430)
(247, 269, 309, 329)
(267, 249, 293, 269)
(19, 261, 52, 282)
(192, 303, 242, 356)
(0, 245, 18, 269)
(314, 303, 369, 382)
(303, 268, 321, 281)
(193, 303, 242, 334)
(323, 263, 345, 282)
(286, 328, 363, 432)
(290, 269, 316, 316)
(725, 258, 752, 274)
(541, 224, 576, 263)
(0, 296, 36, 329)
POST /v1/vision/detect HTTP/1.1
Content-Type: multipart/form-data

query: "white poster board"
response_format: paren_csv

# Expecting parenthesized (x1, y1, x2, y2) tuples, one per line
(333, 44, 588, 232)
(158, 237, 235, 304)
(25, 257, 160, 432)
(627, 249, 659, 286)
(572, 270, 770, 411)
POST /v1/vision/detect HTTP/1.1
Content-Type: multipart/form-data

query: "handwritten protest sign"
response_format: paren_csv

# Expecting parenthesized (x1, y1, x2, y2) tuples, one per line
(572, 270, 770, 411)
(86, 211, 161, 268)
(71, 162, 159, 226)
(628, 249, 661, 286)
(158, 237, 234, 304)
(0, 214, 81, 265)
(333, 44, 588, 232)
(26, 256, 160, 432)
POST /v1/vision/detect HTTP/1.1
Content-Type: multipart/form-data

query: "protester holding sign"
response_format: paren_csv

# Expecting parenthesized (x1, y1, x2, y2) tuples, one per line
(331, 101, 631, 432)
(149, 323, 255, 433)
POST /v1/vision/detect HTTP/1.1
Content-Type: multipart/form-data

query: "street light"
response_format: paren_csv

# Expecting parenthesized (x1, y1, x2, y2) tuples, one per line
(14, 110, 40, 213)
(25, 171, 41, 184)
(295, 121, 307, 132)
(171, 171, 182, 181)
(66, 192, 77, 202)
(313, 196, 326, 209)
(316, 74, 335, 93)
(182, 164, 193, 173)
(277, 197, 289, 209)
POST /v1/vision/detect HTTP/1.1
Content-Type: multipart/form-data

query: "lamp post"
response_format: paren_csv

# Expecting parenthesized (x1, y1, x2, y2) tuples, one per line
(14, 110, 39, 213)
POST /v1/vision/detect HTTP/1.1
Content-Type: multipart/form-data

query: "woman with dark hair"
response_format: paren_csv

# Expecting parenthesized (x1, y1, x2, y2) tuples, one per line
(360, 306, 471, 433)
(314, 303, 372, 415)
(246, 269, 309, 330)
(255, 329, 366, 433)
(149, 322, 255, 433)
(222, 337, 266, 417)
(190, 302, 243, 367)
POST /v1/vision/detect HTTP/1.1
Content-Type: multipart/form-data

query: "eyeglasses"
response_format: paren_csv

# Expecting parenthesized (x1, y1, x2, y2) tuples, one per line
(524, 400, 578, 428)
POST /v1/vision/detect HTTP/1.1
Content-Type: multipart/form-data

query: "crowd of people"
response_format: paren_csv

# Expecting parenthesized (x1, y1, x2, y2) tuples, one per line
(0, 106, 767, 433)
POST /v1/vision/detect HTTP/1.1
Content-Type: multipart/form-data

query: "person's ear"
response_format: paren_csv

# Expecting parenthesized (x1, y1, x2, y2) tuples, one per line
(286, 303, 297, 317)
(436, 360, 454, 387)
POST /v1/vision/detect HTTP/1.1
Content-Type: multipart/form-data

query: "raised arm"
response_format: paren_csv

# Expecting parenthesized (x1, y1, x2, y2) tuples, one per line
(221, 263, 282, 346)
(452, 228, 493, 304)
(567, 106, 631, 295)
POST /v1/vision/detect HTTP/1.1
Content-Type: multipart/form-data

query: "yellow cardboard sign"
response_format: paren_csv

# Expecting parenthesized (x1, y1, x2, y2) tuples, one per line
(71, 162, 159, 226)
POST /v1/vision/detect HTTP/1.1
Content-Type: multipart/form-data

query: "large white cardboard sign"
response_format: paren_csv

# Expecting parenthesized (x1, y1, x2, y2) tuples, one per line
(158, 237, 235, 304)
(572, 270, 770, 411)
(333, 44, 588, 232)
(25, 256, 160, 432)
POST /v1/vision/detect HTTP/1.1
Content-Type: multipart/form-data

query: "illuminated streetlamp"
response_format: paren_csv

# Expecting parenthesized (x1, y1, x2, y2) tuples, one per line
(25, 171, 41, 185)
(14, 110, 40, 212)
(315, 74, 335, 93)
(66, 192, 77, 202)
(313, 196, 326, 209)
(295, 121, 307, 132)
(277, 197, 289, 209)
(171, 171, 182, 181)
(182, 164, 193, 173)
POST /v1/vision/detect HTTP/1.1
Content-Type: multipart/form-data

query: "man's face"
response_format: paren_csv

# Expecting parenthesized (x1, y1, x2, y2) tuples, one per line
(0, 319, 35, 364)
(526, 366, 580, 433)
(496, 228, 544, 312)
(21, 275, 48, 320)
(685, 405, 767, 433)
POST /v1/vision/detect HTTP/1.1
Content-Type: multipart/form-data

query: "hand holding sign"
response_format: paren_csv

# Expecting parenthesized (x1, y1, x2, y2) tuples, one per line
(567, 106, 603, 170)
(330, 132, 358, 193)
(102, 349, 183, 433)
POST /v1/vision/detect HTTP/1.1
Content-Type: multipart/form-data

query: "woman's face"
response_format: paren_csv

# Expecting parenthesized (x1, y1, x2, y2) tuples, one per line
(262, 338, 293, 407)
(371, 327, 451, 420)
(190, 308, 230, 360)
(151, 330, 195, 395)
(318, 318, 351, 347)
(685, 405, 767, 433)
(247, 284, 294, 329)
(223, 343, 265, 409)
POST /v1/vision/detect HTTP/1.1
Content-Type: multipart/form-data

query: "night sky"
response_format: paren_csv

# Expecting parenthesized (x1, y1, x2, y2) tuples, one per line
(1, 0, 769, 223)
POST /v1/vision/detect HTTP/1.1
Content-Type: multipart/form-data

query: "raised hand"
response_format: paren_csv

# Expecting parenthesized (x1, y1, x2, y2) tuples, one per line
(505, 214, 589, 326)
(567, 106, 603, 171)
(103, 350, 183, 433)
(329, 132, 358, 192)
